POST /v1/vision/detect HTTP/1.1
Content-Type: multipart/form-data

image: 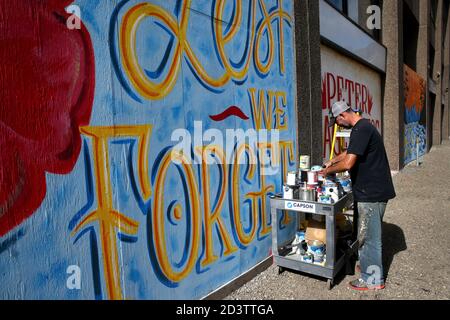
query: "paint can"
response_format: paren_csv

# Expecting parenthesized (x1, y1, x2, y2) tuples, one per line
(322, 182, 336, 192)
(313, 253, 324, 263)
(299, 155, 311, 170)
(287, 171, 297, 186)
(307, 240, 325, 255)
(322, 185, 339, 203)
(300, 186, 316, 201)
(316, 186, 323, 198)
(283, 184, 294, 199)
(338, 176, 352, 193)
(306, 183, 318, 193)
(307, 171, 318, 184)
(309, 165, 324, 182)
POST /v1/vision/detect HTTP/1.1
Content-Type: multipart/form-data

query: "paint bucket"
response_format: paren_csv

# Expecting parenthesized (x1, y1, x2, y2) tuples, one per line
(309, 165, 323, 182)
(283, 185, 294, 199)
(308, 183, 319, 189)
(299, 155, 311, 170)
(307, 171, 318, 184)
(287, 171, 297, 186)
(316, 186, 323, 197)
(307, 240, 325, 255)
(300, 186, 316, 202)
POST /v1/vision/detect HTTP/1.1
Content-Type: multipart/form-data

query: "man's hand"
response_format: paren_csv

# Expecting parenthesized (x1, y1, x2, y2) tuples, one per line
(323, 160, 333, 169)
(319, 167, 329, 177)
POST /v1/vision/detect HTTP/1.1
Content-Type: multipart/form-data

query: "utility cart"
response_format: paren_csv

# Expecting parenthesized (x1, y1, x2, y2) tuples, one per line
(270, 192, 358, 289)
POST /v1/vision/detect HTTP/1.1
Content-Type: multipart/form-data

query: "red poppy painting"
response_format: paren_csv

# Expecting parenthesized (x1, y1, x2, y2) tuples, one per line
(0, 0, 95, 236)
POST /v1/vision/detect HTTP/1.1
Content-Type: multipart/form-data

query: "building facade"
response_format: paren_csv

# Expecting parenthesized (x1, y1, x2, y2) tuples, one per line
(296, 0, 450, 170)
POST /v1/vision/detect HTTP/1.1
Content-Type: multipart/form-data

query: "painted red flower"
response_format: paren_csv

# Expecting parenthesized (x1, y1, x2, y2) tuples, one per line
(0, 0, 95, 236)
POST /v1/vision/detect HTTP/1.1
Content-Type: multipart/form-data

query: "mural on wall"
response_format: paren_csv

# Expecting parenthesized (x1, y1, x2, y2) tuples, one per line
(0, 0, 297, 300)
(403, 64, 426, 165)
(320, 45, 382, 161)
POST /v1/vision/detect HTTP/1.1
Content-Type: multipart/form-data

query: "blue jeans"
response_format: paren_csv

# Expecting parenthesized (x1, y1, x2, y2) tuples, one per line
(357, 202, 387, 286)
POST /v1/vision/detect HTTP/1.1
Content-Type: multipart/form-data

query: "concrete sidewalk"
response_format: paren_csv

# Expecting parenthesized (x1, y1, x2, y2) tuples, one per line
(225, 141, 450, 300)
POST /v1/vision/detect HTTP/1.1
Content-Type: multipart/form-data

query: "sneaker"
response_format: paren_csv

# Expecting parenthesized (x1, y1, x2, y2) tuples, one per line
(349, 278, 385, 291)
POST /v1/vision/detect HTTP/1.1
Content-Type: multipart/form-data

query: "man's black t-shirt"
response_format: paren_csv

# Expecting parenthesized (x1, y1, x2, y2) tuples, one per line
(346, 119, 396, 202)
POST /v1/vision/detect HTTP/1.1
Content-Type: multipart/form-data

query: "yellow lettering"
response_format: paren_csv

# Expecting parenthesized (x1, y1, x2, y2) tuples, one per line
(75, 125, 152, 300)
(231, 144, 258, 245)
(118, 1, 292, 100)
(196, 145, 237, 267)
(249, 88, 275, 130)
(278, 141, 294, 225)
(254, 0, 275, 75)
(214, 0, 256, 80)
(153, 150, 201, 282)
(274, 91, 288, 131)
(256, 142, 277, 235)
(120, 1, 230, 100)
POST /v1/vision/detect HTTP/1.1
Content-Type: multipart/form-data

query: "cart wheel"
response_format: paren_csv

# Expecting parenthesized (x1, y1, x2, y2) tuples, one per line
(278, 267, 285, 275)
(327, 279, 334, 290)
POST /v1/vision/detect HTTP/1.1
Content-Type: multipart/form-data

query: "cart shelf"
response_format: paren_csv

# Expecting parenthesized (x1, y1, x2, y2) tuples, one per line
(270, 192, 358, 289)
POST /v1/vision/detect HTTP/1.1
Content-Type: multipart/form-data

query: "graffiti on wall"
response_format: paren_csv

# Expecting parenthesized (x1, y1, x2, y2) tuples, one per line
(0, 0, 297, 300)
(320, 45, 382, 161)
(403, 64, 426, 165)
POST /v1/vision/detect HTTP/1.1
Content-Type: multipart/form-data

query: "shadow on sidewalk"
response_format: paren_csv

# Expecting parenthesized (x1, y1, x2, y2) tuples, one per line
(275, 222, 407, 290)
(330, 222, 406, 288)
(382, 222, 407, 279)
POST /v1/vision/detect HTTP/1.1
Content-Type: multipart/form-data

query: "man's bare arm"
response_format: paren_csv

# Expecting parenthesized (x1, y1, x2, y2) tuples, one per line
(323, 153, 357, 175)
(324, 151, 347, 168)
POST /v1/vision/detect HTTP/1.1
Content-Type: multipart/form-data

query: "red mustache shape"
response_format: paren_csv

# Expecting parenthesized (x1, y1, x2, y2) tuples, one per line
(0, 0, 95, 236)
(209, 106, 249, 122)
